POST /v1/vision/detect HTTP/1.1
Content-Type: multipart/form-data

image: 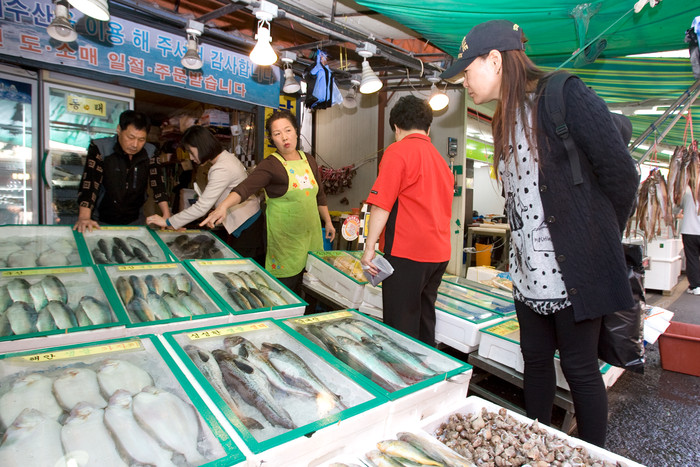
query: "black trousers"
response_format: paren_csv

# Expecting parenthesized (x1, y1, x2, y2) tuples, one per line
(381, 255, 448, 346)
(682, 233, 700, 289)
(515, 301, 607, 447)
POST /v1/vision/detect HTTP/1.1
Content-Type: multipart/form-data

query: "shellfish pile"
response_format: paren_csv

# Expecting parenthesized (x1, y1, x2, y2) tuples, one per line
(434, 407, 622, 467)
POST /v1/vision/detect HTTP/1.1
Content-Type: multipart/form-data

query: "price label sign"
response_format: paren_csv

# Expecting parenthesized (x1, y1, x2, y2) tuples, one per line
(2, 267, 82, 277)
(199, 260, 247, 266)
(291, 310, 353, 325)
(97, 227, 140, 231)
(486, 319, 520, 337)
(117, 264, 177, 271)
(20, 340, 143, 363)
(187, 322, 270, 340)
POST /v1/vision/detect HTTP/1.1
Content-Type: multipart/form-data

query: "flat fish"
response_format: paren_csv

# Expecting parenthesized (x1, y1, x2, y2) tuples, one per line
(41, 275, 68, 303)
(160, 273, 178, 296)
(53, 368, 107, 411)
(36, 306, 58, 332)
(133, 386, 207, 465)
(129, 275, 149, 300)
(145, 292, 173, 320)
(43, 301, 78, 329)
(127, 296, 154, 322)
(97, 359, 154, 397)
(0, 373, 64, 429)
(115, 276, 134, 305)
(76, 296, 112, 325)
(61, 402, 127, 467)
(174, 273, 192, 294)
(0, 409, 65, 466)
(6, 277, 32, 303)
(6, 301, 38, 335)
(0, 285, 12, 313)
(161, 293, 193, 318)
(104, 390, 176, 467)
(7, 251, 36, 268)
(37, 249, 69, 267)
(28, 281, 48, 311)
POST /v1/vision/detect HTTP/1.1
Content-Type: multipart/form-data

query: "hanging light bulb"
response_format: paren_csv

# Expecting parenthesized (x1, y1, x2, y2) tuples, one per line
(181, 20, 204, 70)
(280, 51, 300, 94)
(66, 0, 109, 21)
(249, 1, 278, 66)
(357, 43, 382, 94)
(343, 76, 361, 109)
(47, 0, 77, 42)
(427, 72, 449, 111)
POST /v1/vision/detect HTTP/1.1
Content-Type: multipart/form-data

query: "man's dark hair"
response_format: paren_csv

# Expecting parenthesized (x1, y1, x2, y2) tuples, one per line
(181, 125, 224, 164)
(119, 110, 151, 133)
(389, 95, 433, 132)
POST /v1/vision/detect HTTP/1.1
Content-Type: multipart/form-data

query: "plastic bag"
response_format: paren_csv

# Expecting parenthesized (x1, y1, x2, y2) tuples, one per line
(598, 244, 645, 373)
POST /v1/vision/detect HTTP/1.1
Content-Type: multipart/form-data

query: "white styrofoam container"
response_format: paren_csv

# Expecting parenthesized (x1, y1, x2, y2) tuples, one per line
(646, 238, 683, 259)
(305, 252, 366, 306)
(358, 302, 383, 320)
(303, 272, 362, 308)
(465, 265, 502, 283)
(362, 283, 383, 309)
(644, 255, 682, 292)
(434, 308, 506, 354)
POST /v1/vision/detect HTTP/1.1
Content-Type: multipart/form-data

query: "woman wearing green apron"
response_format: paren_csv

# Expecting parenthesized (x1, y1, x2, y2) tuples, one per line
(201, 110, 336, 293)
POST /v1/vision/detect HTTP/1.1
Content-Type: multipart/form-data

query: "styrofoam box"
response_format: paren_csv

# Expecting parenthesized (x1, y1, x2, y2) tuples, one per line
(466, 265, 503, 283)
(435, 308, 506, 354)
(305, 253, 365, 306)
(358, 301, 383, 320)
(644, 255, 682, 292)
(303, 272, 362, 308)
(362, 283, 383, 309)
(646, 238, 683, 259)
(419, 396, 644, 467)
(478, 325, 624, 390)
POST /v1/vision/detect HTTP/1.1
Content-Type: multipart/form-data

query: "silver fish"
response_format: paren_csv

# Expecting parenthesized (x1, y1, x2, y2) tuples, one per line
(53, 368, 107, 411)
(259, 285, 287, 306)
(249, 270, 270, 289)
(6, 277, 32, 303)
(28, 281, 48, 311)
(363, 334, 437, 380)
(61, 402, 127, 467)
(397, 431, 474, 467)
(37, 249, 69, 267)
(145, 292, 173, 320)
(238, 271, 258, 289)
(145, 274, 163, 295)
(76, 296, 112, 325)
(365, 449, 404, 467)
(6, 302, 38, 335)
(174, 273, 192, 294)
(104, 390, 176, 467)
(240, 287, 264, 309)
(97, 359, 154, 397)
(92, 248, 110, 264)
(44, 301, 78, 329)
(36, 307, 58, 332)
(213, 349, 296, 429)
(127, 296, 154, 322)
(177, 291, 208, 315)
(0, 285, 12, 313)
(161, 292, 193, 318)
(7, 251, 36, 268)
(133, 386, 207, 465)
(334, 336, 407, 392)
(115, 276, 134, 305)
(250, 288, 272, 307)
(0, 409, 65, 466)
(129, 275, 149, 300)
(226, 285, 251, 310)
(226, 272, 248, 290)
(0, 373, 64, 429)
(377, 439, 443, 466)
(160, 273, 178, 296)
(185, 345, 263, 430)
(41, 275, 68, 303)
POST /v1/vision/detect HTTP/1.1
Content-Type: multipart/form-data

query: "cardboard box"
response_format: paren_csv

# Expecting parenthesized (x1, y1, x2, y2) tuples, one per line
(658, 321, 700, 377)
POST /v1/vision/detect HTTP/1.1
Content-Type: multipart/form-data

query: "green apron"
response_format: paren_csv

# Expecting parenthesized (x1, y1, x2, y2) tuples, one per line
(265, 151, 324, 278)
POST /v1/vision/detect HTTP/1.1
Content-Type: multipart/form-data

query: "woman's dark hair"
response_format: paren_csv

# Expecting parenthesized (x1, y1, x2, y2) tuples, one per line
(389, 95, 433, 132)
(119, 110, 150, 133)
(265, 110, 300, 148)
(491, 48, 547, 177)
(180, 125, 223, 164)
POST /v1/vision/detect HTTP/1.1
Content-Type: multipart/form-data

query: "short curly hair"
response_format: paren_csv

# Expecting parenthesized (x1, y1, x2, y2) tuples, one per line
(389, 95, 433, 132)
(265, 109, 300, 148)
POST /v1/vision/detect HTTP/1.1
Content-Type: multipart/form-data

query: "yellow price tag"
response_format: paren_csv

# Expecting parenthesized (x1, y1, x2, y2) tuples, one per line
(2, 267, 83, 277)
(20, 340, 143, 363)
(487, 319, 520, 337)
(160, 229, 203, 234)
(199, 260, 247, 266)
(292, 311, 353, 325)
(188, 322, 270, 340)
(117, 264, 177, 271)
(97, 227, 140, 231)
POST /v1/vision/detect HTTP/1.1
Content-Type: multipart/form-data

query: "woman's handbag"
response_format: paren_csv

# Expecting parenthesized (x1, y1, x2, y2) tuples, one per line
(598, 244, 645, 373)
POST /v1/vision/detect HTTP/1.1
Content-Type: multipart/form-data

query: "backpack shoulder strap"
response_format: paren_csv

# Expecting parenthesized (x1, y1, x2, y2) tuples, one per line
(544, 71, 584, 185)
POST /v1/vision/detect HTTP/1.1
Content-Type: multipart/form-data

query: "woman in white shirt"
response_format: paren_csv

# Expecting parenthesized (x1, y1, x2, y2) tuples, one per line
(147, 125, 264, 261)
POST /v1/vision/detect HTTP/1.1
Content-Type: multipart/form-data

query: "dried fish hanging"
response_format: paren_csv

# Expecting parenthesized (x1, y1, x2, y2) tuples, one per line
(630, 167, 674, 243)
(666, 112, 700, 212)
(319, 164, 357, 195)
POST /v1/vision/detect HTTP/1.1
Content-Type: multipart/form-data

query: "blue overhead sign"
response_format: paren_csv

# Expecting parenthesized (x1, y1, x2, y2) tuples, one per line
(0, 0, 281, 108)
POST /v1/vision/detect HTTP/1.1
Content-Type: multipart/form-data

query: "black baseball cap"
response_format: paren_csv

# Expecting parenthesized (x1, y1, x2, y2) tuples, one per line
(441, 20, 525, 81)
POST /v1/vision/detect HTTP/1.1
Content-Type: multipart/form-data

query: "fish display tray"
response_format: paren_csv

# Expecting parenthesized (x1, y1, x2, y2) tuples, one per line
(443, 274, 514, 300)
(185, 258, 306, 320)
(155, 229, 240, 261)
(0, 265, 123, 348)
(100, 262, 229, 331)
(0, 335, 243, 467)
(0, 225, 86, 269)
(478, 319, 623, 391)
(162, 318, 386, 456)
(438, 279, 516, 316)
(434, 307, 506, 354)
(77, 226, 171, 265)
(306, 251, 368, 306)
(280, 309, 471, 402)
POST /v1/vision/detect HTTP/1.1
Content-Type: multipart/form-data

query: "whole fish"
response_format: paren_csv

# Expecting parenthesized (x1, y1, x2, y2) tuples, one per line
(53, 238, 75, 256)
(6, 302, 38, 335)
(226, 272, 248, 290)
(0, 373, 64, 429)
(92, 248, 110, 264)
(145, 292, 173, 320)
(104, 390, 176, 467)
(213, 271, 232, 286)
(161, 292, 193, 318)
(145, 274, 163, 295)
(76, 296, 112, 325)
(225, 336, 313, 397)
(344, 318, 384, 339)
(7, 251, 36, 268)
(40, 275, 69, 303)
(249, 270, 270, 289)
(377, 439, 443, 466)
(112, 243, 128, 264)
(261, 342, 346, 411)
(97, 238, 112, 258)
(128, 296, 154, 322)
(259, 286, 287, 306)
(114, 237, 134, 257)
(0, 409, 65, 466)
(322, 322, 361, 342)
(37, 249, 69, 267)
(133, 247, 152, 263)
(42, 301, 78, 329)
(36, 307, 58, 332)
(174, 273, 192, 294)
(129, 275, 149, 299)
(333, 319, 372, 340)
(240, 287, 264, 309)
(397, 432, 474, 467)
(363, 335, 437, 380)
(0, 285, 12, 313)
(238, 271, 258, 289)
(0, 313, 12, 336)
(160, 273, 178, 296)
(334, 336, 407, 392)
(250, 287, 272, 307)
(61, 402, 127, 467)
(133, 386, 207, 465)
(226, 284, 251, 310)
(177, 291, 208, 315)
(97, 359, 154, 397)
(53, 367, 107, 411)
(6, 277, 32, 303)
(126, 236, 154, 257)
(185, 345, 263, 430)
(28, 281, 48, 311)
(365, 449, 404, 467)
(213, 349, 296, 429)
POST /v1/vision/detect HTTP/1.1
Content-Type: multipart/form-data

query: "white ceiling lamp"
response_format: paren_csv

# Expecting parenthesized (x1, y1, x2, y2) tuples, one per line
(66, 0, 109, 21)
(181, 20, 204, 70)
(343, 76, 361, 109)
(249, 1, 278, 66)
(281, 51, 300, 94)
(47, 0, 77, 42)
(357, 42, 382, 94)
(427, 71, 449, 111)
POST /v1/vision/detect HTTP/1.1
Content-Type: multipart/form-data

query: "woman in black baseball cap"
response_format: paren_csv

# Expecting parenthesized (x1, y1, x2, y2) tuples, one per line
(444, 20, 639, 448)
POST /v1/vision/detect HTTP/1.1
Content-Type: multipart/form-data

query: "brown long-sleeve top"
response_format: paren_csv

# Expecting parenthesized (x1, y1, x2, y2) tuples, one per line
(232, 151, 328, 205)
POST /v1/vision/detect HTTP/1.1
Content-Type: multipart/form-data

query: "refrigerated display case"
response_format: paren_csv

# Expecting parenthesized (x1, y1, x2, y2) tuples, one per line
(42, 80, 132, 225)
(0, 70, 38, 224)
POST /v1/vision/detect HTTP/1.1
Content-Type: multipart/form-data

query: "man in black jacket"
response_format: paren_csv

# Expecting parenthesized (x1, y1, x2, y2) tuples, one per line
(73, 110, 170, 233)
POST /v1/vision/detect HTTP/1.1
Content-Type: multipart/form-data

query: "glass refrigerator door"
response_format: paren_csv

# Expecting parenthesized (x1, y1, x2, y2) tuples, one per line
(43, 83, 132, 225)
(0, 74, 38, 224)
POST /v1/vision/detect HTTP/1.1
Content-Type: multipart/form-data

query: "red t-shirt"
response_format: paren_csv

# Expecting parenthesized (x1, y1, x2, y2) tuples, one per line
(367, 133, 453, 262)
